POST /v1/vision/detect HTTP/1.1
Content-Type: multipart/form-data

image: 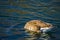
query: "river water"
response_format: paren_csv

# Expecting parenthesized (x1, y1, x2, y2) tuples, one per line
(0, 0, 60, 40)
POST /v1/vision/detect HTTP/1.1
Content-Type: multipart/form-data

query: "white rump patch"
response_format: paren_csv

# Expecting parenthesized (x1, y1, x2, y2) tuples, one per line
(40, 27, 52, 32)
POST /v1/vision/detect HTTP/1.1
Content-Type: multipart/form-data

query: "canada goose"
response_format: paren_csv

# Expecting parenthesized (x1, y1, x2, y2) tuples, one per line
(24, 20, 53, 33)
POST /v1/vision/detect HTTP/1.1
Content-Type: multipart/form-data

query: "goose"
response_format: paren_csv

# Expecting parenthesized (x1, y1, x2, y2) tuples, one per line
(24, 20, 53, 33)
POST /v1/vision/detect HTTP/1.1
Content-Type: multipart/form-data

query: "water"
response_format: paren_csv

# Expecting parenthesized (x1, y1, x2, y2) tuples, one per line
(0, 0, 60, 40)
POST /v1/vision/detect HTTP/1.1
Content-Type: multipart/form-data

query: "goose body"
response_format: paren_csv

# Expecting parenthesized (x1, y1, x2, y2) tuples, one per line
(24, 20, 53, 33)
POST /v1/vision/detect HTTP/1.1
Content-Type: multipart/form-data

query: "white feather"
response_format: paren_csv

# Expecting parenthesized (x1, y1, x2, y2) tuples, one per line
(40, 27, 52, 32)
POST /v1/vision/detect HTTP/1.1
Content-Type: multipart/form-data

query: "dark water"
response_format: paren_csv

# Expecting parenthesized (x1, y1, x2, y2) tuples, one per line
(0, 0, 60, 40)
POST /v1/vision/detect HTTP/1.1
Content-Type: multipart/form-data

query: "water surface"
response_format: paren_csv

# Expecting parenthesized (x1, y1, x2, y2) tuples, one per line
(0, 0, 60, 40)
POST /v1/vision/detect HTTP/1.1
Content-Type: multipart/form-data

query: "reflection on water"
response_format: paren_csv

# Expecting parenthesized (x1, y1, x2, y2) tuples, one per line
(0, 0, 60, 40)
(24, 29, 50, 40)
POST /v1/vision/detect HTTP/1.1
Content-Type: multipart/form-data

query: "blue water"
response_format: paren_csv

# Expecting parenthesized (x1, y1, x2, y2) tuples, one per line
(0, 0, 60, 40)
